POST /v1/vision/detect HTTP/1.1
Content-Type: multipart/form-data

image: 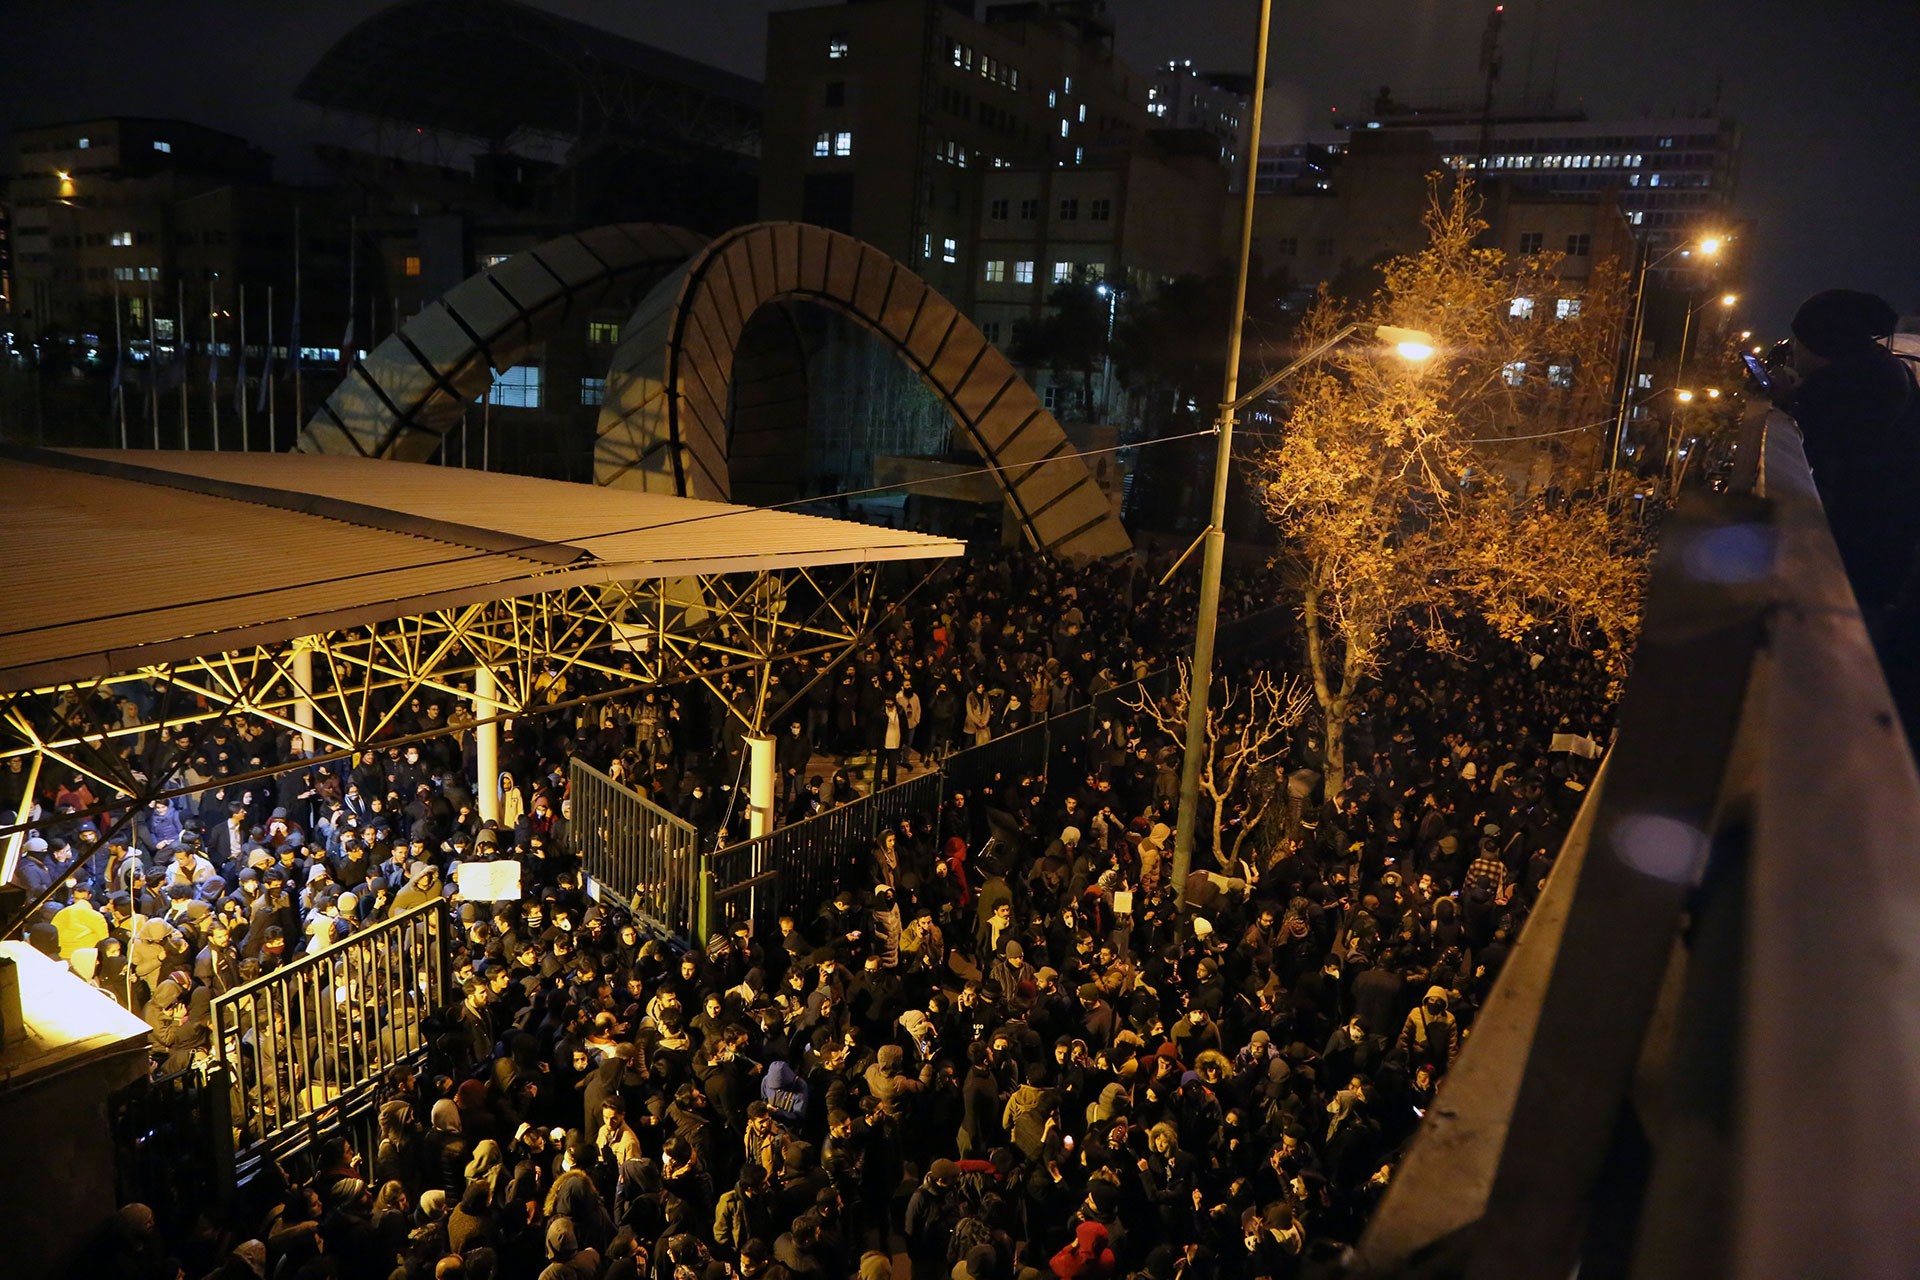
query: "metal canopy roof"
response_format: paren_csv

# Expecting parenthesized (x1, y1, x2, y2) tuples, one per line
(0, 447, 961, 693)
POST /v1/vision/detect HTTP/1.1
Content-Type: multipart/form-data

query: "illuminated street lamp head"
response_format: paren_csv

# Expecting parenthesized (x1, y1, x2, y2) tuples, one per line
(1720, 293, 1737, 307)
(1698, 237, 1723, 256)
(1096, 283, 1110, 297)
(1676, 389, 1696, 403)
(1374, 324, 1436, 361)
(1707, 388, 1722, 399)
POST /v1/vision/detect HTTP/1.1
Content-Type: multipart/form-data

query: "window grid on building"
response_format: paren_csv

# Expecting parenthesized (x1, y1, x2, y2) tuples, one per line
(488, 364, 541, 408)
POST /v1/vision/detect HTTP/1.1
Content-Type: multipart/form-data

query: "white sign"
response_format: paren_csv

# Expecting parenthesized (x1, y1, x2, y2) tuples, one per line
(455, 859, 522, 901)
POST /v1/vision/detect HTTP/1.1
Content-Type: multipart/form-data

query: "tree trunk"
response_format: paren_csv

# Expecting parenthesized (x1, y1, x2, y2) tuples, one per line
(1302, 589, 1347, 798)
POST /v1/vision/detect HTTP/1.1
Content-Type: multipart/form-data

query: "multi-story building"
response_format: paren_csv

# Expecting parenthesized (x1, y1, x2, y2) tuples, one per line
(974, 131, 1227, 418)
(760, 0, 1155, 310)
(3, 118, 283, 344)
(1145, 61, 1252, 172)
(1257, 101, 1741, 258)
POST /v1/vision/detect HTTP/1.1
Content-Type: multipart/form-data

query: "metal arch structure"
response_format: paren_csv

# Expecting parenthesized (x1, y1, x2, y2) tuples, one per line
(595, 222, 1133, 560)
(298, 222, 709, 460)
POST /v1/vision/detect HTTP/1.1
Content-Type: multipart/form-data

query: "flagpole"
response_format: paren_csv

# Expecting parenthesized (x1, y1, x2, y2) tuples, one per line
(177, 276, 189, 448)
(147, 278, 161, 448)
(112, 274, 128, 449)
(207, 280, 220, 450)
(293, 205, 304, 438)
(264, 284, 276, 450)
(238, 285, 250, 452)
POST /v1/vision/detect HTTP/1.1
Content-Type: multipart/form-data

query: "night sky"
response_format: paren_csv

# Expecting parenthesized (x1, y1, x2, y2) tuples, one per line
(4, 0, 1915, 332)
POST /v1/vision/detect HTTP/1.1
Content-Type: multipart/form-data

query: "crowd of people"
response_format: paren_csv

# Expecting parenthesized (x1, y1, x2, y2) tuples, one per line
(11, 548, 1615, 1280)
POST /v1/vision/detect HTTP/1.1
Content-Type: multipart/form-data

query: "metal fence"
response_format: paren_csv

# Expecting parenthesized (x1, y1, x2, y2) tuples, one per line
(570, 757, 702, 937)
(708, 770, 943, 934)
(211, 899, 447, 1162)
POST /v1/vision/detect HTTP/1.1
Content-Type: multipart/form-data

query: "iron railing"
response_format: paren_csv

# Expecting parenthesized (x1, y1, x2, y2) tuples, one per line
(211, 899, 447, 1162)
(708, 770, 944, 934)
(110, 1063, 235, 1233)
(569, 757, 701, 937)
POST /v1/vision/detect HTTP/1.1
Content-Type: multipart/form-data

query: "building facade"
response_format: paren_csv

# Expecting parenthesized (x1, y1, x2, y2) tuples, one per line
(1257, 105, 1741, 258)
(760, 0, 1156, 311)
(1146, 61, 1252, 172)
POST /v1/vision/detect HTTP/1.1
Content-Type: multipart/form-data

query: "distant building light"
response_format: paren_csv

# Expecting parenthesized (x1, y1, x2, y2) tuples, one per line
(153, 140, 171, 153)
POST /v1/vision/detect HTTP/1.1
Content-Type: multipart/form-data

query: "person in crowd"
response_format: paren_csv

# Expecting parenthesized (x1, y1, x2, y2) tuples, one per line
(50, 548, 1610, 1280)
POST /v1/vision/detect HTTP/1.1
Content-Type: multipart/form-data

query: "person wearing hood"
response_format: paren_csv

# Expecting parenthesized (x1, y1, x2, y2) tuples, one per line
(393, 861, 443, 912)
(761, 1057, 810, 1129)
(447, 1176, 497, 1255)
(129, 916, 187, 1006)
(863, 1042, 933, 1118)
(427, 1097, 471, 1193)
(1000, 1063, 1057, 1161)
(542, 1213, 602, 1279)
(1049, 1221, 1116, 1280)
(1396, 985, 1460, 1072)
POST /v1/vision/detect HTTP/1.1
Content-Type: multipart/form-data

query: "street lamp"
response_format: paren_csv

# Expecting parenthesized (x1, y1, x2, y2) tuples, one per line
(1607, 233, 1727, 497)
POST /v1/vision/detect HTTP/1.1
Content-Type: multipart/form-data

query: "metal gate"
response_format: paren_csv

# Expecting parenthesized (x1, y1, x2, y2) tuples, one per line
(569, 757, 702, 938)
(211, 900, 448, 1163)
(109, 1064, 235, 1233)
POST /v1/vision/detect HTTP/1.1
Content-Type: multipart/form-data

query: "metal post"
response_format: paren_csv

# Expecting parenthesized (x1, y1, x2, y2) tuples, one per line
(1608, 246, 1652, 498)
(1171, 0, 1271, 904)
(475, 665, 500, 822)
(238, 285, 249, 453)
(747, 734, 777, 840)
(291, 638, 316, 744)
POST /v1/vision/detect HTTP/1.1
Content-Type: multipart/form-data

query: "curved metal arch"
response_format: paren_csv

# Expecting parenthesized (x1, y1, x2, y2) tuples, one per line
(595, 222, 1131, 559)
(300, 222, 710, 460)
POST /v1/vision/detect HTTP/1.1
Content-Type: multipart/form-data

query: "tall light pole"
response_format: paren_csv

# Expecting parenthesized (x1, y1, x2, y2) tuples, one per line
(1164, 1, 1436, 904)
(1168, 0, 1273, 906)
(1676, 291, 1737, 395)
(1607, 235, 1724, 498)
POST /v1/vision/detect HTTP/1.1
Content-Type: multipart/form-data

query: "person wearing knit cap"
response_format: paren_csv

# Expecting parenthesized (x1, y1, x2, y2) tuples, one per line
(1774, 288, 1920, 612)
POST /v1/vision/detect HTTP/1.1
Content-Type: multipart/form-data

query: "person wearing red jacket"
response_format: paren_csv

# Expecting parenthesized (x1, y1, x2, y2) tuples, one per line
(1050, 1221, 1116, 1280)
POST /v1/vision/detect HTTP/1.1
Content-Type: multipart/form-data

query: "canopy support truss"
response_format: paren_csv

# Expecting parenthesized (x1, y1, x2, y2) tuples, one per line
(1, 560, 904, 933)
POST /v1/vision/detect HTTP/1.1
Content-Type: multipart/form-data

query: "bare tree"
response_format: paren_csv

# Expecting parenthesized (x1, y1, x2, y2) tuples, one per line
(1127, 660, 1312, 871)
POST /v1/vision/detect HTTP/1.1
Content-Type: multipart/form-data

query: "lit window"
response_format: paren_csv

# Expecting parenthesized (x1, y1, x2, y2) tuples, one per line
(110, 231, 133, 247)
(833, 131, 853, 157)
(77, 137, 90, 149)
(587, 321, 619, 344)
(1548, 364, 1574, 388)
(153, 140, 171, 154)
(580, 377, 607, 405)
(483, 254, 511, 267)
(1555, 298, 1582, 321)
(1064, 76, 1072, 93)
(923, 234, 932, 260)
(1049, 90, 1057, 108)
(828, 33, 848, 58)
(1014, 260, 1034, 284)
(942, 238, 958, 264)
(404, 255, 422, 277)
(985, 260, 1006, 283)
(1637, 372, 1653, 389)
(1649, 173, 1661, 187)
(488, 364, 541, 408)
(814, 133, 831, 157)
(1060, 119, 1070, 138)
(1078, 104, 1087, 123)
(1502, 361, 1527, 387)
(1085, 262, 1105, 279)
(1052, 261, 1073, 284)
(1509, 297, 1535, 320)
